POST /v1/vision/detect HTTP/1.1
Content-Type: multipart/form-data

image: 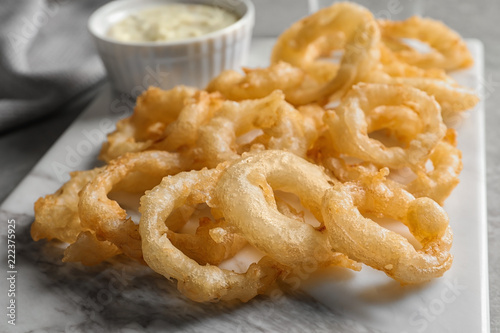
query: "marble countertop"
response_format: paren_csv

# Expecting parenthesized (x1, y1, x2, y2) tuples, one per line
(1, 0, 499, 331)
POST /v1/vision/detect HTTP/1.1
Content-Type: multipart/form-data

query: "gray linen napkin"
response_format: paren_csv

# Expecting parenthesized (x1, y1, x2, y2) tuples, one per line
(0, 0, 108, 133)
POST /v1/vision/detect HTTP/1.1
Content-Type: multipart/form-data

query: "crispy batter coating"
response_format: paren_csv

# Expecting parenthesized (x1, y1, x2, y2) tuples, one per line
(324, 83, 446, 169)
(322, 168, 453, 284)
(378, 16, 474, 71)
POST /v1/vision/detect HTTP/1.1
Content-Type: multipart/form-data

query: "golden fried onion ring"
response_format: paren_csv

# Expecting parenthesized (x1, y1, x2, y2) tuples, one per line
(32, 168, 103, 243)
(100, 88, 225, 162)
(206, 62, 306, 101)
(322, 169, 453, 284)
(139, 165, 283, 302)
(148, 91, 224, 153)
(209, 10, 381, 107)
(77, 151, 187, 262)
(271, 2, 372, 70)
(366, 71, 479, 122)
(196, 90, 317, 167)
(270, 2, 380, 105)
(76, 150, 246, 266)
(378, 16, 473, 71)
(406, 128, 462, 205)
(100, 86, 198, 162)
(31, 168, 122, 265)
(325, 83, 446, 169)
(285, 19, 381, 105)
(377, 43, 450, 81)
(314, 124, 462, 206)
(220, 2, 379, 105)
(215, 150, 360, 271)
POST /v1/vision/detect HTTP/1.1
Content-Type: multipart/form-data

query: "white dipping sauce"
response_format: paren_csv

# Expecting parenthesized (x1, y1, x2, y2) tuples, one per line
(108, 4, 239, 42)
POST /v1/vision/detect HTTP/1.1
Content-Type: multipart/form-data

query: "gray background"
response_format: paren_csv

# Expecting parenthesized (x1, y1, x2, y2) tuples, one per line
(0, 0, 498, 331)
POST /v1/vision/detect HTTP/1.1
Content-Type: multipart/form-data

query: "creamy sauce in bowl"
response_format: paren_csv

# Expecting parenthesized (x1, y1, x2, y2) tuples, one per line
(107, 3, 239, 42)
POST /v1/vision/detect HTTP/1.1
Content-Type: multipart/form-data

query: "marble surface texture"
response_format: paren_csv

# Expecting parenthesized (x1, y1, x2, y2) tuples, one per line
(1, 0, 499, 332)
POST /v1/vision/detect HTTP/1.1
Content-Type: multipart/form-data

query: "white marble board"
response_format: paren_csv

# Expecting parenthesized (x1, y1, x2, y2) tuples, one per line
(0, 38, 489, 333)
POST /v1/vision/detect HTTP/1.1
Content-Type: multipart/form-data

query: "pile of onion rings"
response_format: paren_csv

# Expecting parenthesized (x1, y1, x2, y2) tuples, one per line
(32, 2, 478, 303)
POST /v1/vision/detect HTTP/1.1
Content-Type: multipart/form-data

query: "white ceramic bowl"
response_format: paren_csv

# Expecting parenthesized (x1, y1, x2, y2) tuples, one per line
(88, 0, 255, 95)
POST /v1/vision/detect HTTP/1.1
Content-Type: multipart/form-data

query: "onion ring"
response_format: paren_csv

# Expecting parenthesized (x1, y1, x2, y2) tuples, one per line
(378, 44, 450, 81)
(378, 16, 473, 71)
(324, 83, 446, 169)
(268, 2, 381, 105)
(366, 71, 479, 122)
(100, 86, 198, 161)
(196, 90, 317, 168)
(322, 168, 453, 284)
(206, 62, 306, 101)
(139, 165, 284, 302)
(215, 150, 360, 271)
(31, 168, 124, 265)
(271, 2, 372, 71)
(285, 19, 381, 105)
(31, 168, 103, 243)
(148, 91, 224, 153)
(75, 150, 245, 266)
(315, 127, 462, 205)
(77, 151, 188, 262)
(208, 9, 380, 107)
(406, 128, 462, 205)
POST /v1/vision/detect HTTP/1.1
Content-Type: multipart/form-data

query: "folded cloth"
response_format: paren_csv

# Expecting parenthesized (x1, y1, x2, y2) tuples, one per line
(0, 0, 108, 133)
